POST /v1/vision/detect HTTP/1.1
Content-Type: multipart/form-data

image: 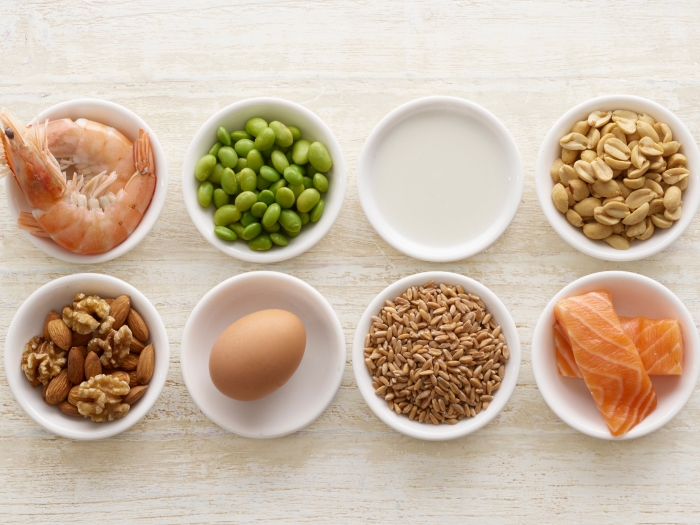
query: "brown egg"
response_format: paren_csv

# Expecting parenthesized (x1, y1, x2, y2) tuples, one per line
(209, 309, 306, 401)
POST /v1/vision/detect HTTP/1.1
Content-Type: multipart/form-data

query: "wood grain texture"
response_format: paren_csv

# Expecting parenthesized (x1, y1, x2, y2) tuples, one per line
(1, 0, 700, 523)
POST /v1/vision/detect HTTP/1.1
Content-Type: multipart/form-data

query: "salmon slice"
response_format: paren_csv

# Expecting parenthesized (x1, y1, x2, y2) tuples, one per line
(619, 316, 683, 375)
(554, 321, 581, 378)
(554, 291, 657, 436)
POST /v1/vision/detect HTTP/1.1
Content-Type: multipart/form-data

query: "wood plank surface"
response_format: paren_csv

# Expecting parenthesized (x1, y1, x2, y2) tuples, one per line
(1, 1, 700, 523)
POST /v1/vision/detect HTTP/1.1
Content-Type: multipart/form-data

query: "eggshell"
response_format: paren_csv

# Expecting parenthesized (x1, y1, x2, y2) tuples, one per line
(209, 309, 306, 401)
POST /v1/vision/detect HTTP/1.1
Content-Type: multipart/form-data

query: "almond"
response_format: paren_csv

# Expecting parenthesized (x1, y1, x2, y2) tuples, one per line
(128, 371, 140, 388)
(74, 345, 88, 359)
(123, 385, 148, 405)
(110, 371, 130, 384)
(58, 401, 81, 417)
(121, 353, 140, 371)
(136, 344, 155, 384)
(84, 351, 102, 379)
(104, 298, 114, 305)
(43, 310, 61, 340)
(72, 331, 92, 347)
(42, 383, 49, 403)
(68, 385, 81, 405)
(45, 370, 71, 405)
(67, 347, 85, 385)
(48, 319, 72, 351)
(110, 295, 131, 330)
(130, 337, 146, 353)
(126, 308, 148, 341)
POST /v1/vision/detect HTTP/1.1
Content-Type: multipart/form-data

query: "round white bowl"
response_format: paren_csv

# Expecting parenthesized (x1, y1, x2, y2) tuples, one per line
(532, 271, 700, 440)
(181, 271, 345, 438)
(4, 98, 168, 263)
(4, 273, 170, 440)
(352, 271, 521, 440)
(536, 94, 700, 261)
(182, 98, 347, 263)
(357, 96, 523, 262)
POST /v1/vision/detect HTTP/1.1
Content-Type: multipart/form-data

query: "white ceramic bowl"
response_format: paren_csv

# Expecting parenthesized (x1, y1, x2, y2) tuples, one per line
(536, 94, 700, 261)
(4, 273, 170, 440)
(181, 271, 345, 438)
(182, 98, 347, 263)
(357, 96, 523, 262)
(532, 271, 700, 440)
(4, 98, 168, 263)
(352, 271, 521, 440)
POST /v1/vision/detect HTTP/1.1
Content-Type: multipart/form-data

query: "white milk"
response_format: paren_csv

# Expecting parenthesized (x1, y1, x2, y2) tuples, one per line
(373, 110, 509, 249)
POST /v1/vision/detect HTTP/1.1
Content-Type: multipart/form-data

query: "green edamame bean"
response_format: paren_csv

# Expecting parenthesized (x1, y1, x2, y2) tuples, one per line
(256, 175, 271, 190)
(241, 211, 257, 227)
(229, 222, 246, 237)
(270, 232, 288, 246)
(262, 203, 281, 227)
(269, 121, 293, 147)
(288, 126, 301, 142)
(235, 191, 258, 211)
(231, 130, 252, 142)
(291, 163, 306, 176)
(234, 139, 255, 157)
(242, 222, 262, 241)
(286, 150, 294, 164)
(247, 149, 264, 173)
(251, 201, 268, 218)
(260, 165, 281, 182)
(217, 146, 238, 169)
(278, 145, 289, 153)
(290, 184, 304, 199)
(307, 165, 320, 177)
(245, 117, 268, 137)
(283, 227, 300, 238)
(254, 127, 276, 150)
(221, 167, 238, 195)
(310, 199, 325, 222)
(249, 234, 272, 251)
(279, 209, 302, 232)
(313, 173, 329, 193)
(283, 167, 304, 186)
(263, 222, 280, 233)
(271, 150, 290, 173)
(238, 168, 257, 192)
(195, 154, 217, 181)
(235, 157, 247, 173)
(217, 126, 231, 146)
(269, 179, 287, 193)
(213, 188, 230, 208)
(275, 187, 296, 209)
(299, 212, 310, 225)
(258, 189, 275, 206)
(292, 139, 311, 165)
(309, 142, 333, 172)
(214, 225, 237, 241)
(302, 176, 313, 189)
(296, 188, 320, 213)
(198, 181, 214, 207)
(214, 205, 242, 226)
(261, 146, 275, 159)
(209, 142, 223, 156)
(208, 163, 224, 184)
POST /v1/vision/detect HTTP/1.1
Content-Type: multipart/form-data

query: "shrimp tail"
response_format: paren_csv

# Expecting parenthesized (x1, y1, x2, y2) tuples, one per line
(18, 211, 51, 238)
(134, 129, 154, 176)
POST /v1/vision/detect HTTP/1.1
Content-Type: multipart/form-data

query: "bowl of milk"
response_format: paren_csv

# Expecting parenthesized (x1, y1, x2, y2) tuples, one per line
(357, 96, 522, 262)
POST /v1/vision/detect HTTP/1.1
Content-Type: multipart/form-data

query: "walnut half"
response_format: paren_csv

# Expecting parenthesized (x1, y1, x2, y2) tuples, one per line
(75, 374, 130, 422)
(99, 325, 132, 368)
(21, 336, 66, 385)
(62, 293, 111, 335)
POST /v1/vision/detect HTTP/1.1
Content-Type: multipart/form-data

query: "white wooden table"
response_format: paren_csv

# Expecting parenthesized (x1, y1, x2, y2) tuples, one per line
(2, 1, 700, 523)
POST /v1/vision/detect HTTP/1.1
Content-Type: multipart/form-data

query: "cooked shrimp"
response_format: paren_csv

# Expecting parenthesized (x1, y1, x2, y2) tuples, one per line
(0, 109, 156, 254)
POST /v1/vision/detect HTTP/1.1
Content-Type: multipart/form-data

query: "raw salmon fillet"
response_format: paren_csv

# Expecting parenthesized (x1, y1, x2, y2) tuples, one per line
(619, 316, 683, 375)
(554, 291, 657, 436)
(554, 321, 581, 378)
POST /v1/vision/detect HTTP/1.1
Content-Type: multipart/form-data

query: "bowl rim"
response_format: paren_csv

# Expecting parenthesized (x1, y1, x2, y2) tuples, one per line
(531, 270, 700, 440)
(357, 95, 523, 262)
(352, 271, 521, 440)
(180, 270, 346, 438)
(535, 94, 700, 262)
(4, 272, 170, 440)
(4, 98, 168, 264)
(181, 97, 347, 263)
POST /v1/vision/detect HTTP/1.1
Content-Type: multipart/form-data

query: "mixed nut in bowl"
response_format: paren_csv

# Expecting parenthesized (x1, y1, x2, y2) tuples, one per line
(536, 95, 700, 261)
(352, 271, 521, 441)
(4, 273, 169, 440)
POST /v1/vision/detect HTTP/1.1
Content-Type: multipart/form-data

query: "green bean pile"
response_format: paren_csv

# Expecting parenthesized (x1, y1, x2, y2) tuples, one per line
(195, 117, 332, 251)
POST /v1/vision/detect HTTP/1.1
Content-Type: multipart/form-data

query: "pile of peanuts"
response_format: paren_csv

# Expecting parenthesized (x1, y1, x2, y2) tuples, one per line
(550, 110, 688, 250)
